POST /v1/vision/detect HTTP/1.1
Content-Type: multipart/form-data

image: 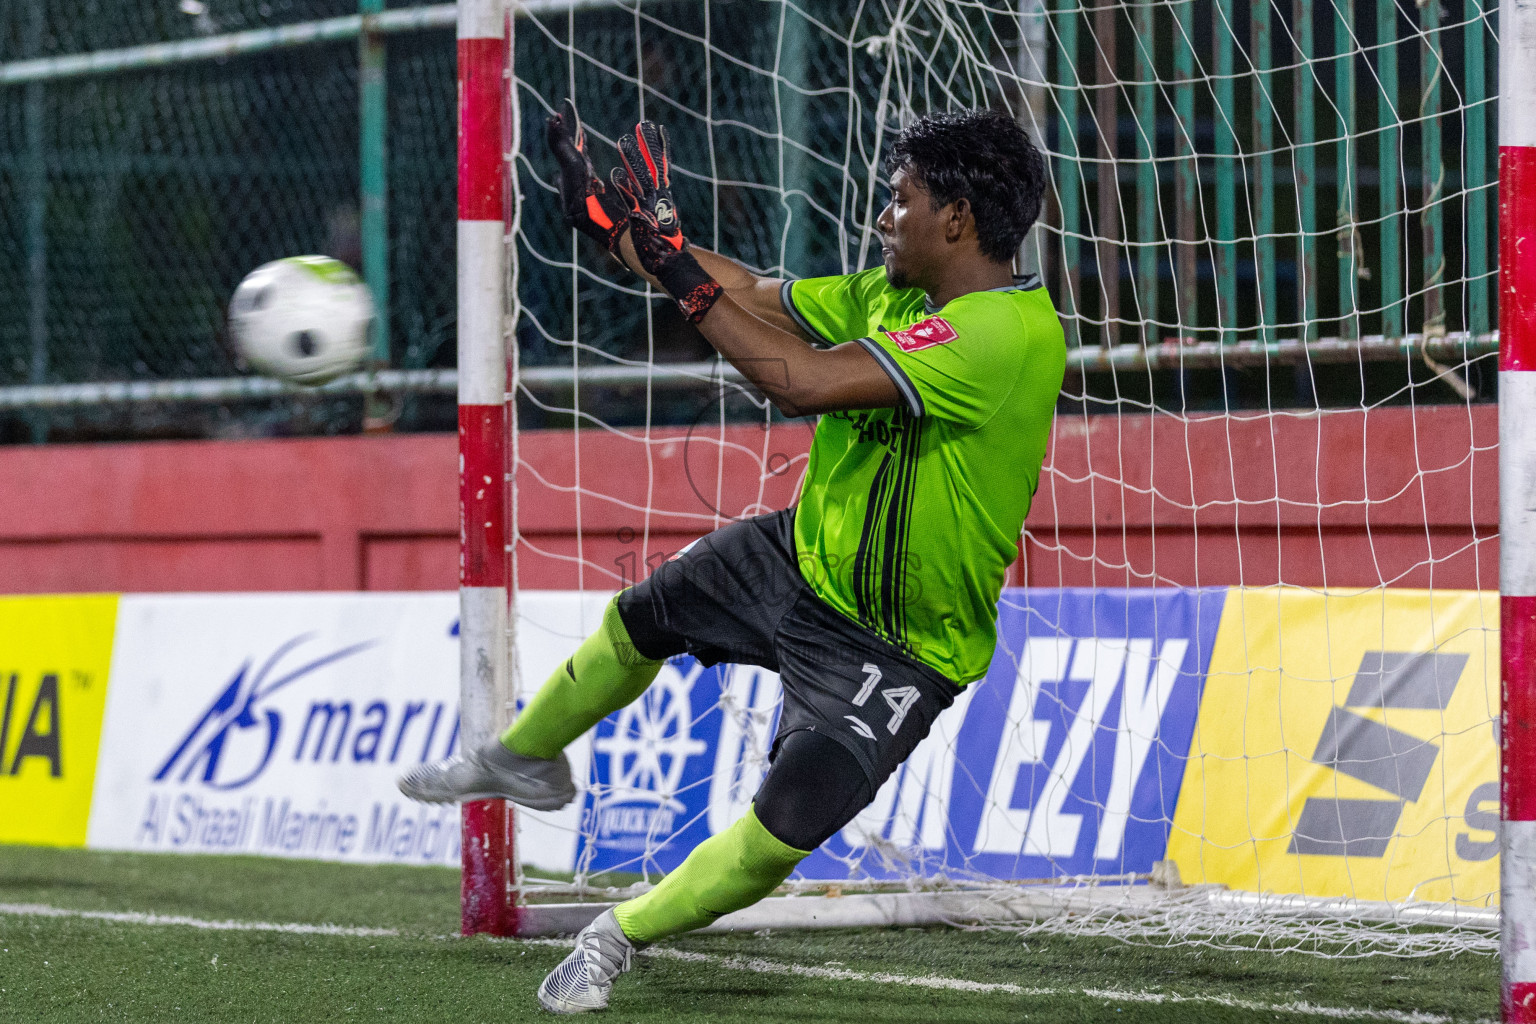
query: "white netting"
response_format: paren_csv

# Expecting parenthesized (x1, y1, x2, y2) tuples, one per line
(506, 0, 1500, 957)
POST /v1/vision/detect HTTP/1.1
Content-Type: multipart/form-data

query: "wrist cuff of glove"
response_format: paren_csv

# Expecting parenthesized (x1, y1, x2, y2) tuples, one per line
(602, 217, 630, 254)
(655, 253, 724, 325)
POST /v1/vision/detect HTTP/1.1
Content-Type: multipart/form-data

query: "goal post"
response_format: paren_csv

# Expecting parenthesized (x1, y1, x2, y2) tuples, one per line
(456, 0, 516, 937)
(475, 0, 1511, 965)
(1500, 0, 1536, 1013)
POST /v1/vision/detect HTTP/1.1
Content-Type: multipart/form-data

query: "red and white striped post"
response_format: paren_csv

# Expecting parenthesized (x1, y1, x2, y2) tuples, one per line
(1502, 0, 1536, 1012)
(457, 0, 516, 936)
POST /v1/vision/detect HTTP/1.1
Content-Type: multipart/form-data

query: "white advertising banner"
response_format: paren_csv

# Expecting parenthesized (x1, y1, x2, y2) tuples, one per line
(76, 586, 1497, 900)
(87, 592, 608, 870)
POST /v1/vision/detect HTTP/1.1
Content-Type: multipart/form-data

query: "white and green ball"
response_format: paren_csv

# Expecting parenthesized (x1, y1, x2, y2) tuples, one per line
(228, 256, 374, 386)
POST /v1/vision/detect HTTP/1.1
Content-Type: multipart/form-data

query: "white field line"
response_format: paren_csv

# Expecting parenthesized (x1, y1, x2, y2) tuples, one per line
(1, 902, 1490, 1024)
(0, 902, 397, 938)
(634, 947, 1487, 1024)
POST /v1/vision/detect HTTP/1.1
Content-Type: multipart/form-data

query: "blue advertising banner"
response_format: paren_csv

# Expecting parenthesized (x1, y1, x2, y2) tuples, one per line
(575, 588, 1228, 881)
(576, 659, 782, 876)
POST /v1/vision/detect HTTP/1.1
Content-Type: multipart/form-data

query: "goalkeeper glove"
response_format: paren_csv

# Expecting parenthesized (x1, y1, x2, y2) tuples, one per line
(545, 98, 629, 253)
(614, 158, 722, 325)
(615, 121, 685, 251)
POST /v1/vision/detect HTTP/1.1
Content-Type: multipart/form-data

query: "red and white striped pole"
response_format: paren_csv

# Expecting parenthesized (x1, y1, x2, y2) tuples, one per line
(1501, 0, 1536, 1012)
(457, 0, 516, 936)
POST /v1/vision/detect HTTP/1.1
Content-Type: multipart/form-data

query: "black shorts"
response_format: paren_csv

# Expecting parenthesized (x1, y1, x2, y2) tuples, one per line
(615, 508, 961, 792)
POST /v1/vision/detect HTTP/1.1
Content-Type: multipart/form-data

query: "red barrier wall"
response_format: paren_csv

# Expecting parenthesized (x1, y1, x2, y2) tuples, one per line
(0, 404, 1497, 594)
(1027, 405, 1498, 590)
(0, 435, 459, 592)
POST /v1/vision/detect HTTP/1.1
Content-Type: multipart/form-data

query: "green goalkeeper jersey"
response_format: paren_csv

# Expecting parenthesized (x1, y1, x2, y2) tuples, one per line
(781, 268, 1065, 684)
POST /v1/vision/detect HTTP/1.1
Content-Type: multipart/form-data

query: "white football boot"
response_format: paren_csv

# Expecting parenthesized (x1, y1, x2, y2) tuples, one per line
(395, 739, 576, 811)
(537, 909, 644, 1013)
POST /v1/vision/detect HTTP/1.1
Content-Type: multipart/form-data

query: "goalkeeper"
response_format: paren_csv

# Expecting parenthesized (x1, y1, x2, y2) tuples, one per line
(400, 100, 1064, 1013)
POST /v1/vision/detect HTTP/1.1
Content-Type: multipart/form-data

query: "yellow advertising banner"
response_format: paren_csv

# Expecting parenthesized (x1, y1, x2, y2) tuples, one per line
(1167, 588, 1499, 907)
(0, 595, 119, 847)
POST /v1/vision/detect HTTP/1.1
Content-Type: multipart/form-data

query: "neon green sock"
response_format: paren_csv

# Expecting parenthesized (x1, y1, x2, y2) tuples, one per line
(611, 805, 810, 944)
(500, 597, 662, 760)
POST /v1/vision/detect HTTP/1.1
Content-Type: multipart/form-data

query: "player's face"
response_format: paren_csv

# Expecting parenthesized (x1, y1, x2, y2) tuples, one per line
(876, 167, 947, 291)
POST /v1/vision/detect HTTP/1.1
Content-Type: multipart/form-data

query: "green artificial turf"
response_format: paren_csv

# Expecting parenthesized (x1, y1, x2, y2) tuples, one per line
(0, 844, 1500, 1024)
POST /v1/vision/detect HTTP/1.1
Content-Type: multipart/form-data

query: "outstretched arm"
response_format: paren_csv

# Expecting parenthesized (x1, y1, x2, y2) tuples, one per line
(548, 100, 816, 343)
(614, 236, 810, 342)
(689, 290, 900, 417)
(626, 228, 896, 416)
(630, 244, 884, 414)
(611, 140, 898, 417)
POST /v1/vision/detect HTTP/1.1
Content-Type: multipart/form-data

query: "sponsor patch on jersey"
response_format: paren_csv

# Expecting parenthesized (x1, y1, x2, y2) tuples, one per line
(886, 316, 958, 352)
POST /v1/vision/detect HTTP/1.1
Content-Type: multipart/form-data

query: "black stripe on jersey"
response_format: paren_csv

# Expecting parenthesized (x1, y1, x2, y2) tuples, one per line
(872, 447, 899, 640)
(847, 411, 921, 651)
(897, 412, 922, 644)
(851, 449, 895, 627)
(877, 427, 905, 640)
(877, 485, 902, 642)
(883, 412, 921, 648)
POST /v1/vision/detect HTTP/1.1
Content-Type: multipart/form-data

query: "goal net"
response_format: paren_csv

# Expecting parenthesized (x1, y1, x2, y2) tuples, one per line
(500, 0, 1500, 956)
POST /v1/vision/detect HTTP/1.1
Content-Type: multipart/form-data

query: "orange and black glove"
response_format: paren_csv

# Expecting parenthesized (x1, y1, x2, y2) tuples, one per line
(614, 123, 721, 324)
(614, 120, 685, 251)
(545, 98, 629, 253)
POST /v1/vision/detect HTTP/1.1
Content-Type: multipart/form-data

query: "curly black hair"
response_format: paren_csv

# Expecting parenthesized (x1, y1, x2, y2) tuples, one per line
(885, 109, 1046, 263)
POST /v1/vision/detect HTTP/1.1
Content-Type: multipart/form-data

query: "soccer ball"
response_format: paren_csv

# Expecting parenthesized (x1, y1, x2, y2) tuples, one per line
(228, 256, 374, 386)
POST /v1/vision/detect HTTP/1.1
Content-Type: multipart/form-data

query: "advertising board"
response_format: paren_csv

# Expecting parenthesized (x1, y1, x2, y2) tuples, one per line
(0, 595, 118, 847)
(1166, 587, 1500, 906)
(6, 585, 1491, 909)
(572, 588, 1226, 881)
(89, 594, 466, 866)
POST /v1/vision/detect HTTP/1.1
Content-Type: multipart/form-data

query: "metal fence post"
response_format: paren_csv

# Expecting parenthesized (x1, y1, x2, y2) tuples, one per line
(1378, 0, 1403, 338)
(23, 5, 47, 442)
(1015, 0, 1048, 282)
(360, 0, 391, 430)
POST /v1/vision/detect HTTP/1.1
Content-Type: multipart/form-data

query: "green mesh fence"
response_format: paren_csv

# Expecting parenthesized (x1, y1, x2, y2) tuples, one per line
(0, 19, 456, 390)
(0, 0, 1505, 442)
(0, 1, 356, 62)
(0, 44, 362, 384)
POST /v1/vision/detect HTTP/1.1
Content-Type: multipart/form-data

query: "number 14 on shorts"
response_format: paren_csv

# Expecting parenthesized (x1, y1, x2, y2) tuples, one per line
(846, 663, 920, 737)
